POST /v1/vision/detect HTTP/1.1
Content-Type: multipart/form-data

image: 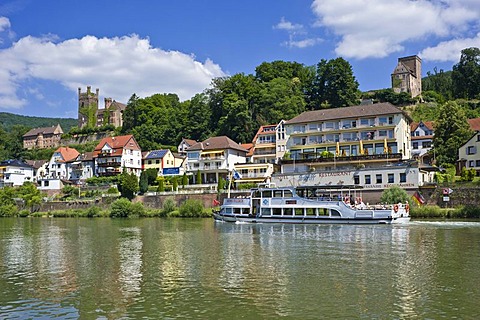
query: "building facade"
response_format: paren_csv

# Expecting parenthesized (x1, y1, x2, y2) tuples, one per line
(391, 55, 422, 98)
(284, 102, 412, 169)
(93, 135, 142, 177)
(0, 160, 34, 187)
(458, 131, 480, 174)
(186, 136, 247, 184)
(23, 124, 63, 150)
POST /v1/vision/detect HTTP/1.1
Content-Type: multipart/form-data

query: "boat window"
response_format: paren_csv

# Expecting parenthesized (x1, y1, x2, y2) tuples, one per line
(262, 190, 272, 198)
(295, 208, 304, 216)
(306, 208, 316, 216)
(319, 208, 329, 216)
(261, 208, 271, 216)
(331, 209, 341, 217)
(225, 208, 233, 214)
(284, 208, 293, 215)
(272, 208, 282, 215)
(233, 208, 241, 214)
(284, 190, 293, 197)
(253, 190, 261, 198)
(274, 190, 283, 198)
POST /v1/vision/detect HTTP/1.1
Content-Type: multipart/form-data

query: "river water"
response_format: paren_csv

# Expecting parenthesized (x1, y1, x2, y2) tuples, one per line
(0, 218, 479, 319)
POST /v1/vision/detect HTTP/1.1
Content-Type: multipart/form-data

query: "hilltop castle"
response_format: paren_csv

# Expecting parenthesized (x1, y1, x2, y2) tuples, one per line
(78, 86, 126, 129)
(391, 55, 422, 98)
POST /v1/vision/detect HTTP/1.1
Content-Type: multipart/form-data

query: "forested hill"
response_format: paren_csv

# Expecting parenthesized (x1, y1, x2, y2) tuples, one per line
(0, 112, 77, 132)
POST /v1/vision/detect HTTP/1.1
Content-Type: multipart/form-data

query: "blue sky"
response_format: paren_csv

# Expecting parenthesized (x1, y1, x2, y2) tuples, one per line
(1, 0, 480, 119)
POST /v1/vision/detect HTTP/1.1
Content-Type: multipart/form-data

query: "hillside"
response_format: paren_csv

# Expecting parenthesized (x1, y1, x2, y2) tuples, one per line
(0, 112, 77, 132)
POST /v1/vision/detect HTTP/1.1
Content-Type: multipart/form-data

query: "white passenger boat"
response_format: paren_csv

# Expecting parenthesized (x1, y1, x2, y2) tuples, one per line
(213, 185, 410, 224)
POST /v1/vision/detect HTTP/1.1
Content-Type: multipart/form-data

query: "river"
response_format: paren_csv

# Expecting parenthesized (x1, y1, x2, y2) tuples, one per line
(1, 218, 479, 319)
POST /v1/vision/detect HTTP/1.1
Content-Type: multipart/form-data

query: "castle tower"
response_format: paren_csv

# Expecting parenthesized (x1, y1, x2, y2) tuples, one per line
(391, 55, 422, 98)
(78, 86, 99, 128)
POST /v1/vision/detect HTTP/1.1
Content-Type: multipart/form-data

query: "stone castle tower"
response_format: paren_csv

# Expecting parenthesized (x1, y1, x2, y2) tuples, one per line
(391, 55, 422, 98)
(78, 86, 99, 128)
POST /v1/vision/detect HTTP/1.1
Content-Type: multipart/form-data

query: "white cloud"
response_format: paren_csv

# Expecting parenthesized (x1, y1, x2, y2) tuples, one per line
(0, 17, 10, 31)
(0, 34, 225, 110)
(274, 17, 304, 32)
(284, 37, 323, 49)
(420, 33, 480, 62)
(311, 0, 480, 59)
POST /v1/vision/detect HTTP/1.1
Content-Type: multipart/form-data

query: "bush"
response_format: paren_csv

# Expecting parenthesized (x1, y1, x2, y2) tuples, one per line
(85, 206, 101, 217)
(131, 202, 145, 217)
(380, 186, 410, 204)
(106, 187, 118, 194)
(110, 198, 133, 218)
(162, 198, 176, 215)
(18, 209, 31, 217)
(0, 204, 18, 217)
(178, 199, 206, 217)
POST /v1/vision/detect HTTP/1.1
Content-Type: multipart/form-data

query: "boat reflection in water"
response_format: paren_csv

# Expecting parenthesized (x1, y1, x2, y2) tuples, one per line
(213, 184, 410, 225)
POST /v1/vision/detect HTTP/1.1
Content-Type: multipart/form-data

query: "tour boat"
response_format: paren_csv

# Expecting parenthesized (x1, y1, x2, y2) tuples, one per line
(213, 185, 410, 224)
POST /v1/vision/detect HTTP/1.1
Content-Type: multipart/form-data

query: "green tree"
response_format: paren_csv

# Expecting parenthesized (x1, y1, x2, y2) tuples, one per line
(172, 176, 178, 192)
(452, 47, 480, 99)
(157, 176, 165, 192)
(422, 68, 453, 100)
(17, 182, 43, 212)
(432, 101, 473, 166)
(182, 173, 188, 189)
(119, 172, 139, 200)
(309, 58, 359, 109)
(380, 186, 410, 204)
(196, 170, 202, 184)
(139, 171, 149, 194)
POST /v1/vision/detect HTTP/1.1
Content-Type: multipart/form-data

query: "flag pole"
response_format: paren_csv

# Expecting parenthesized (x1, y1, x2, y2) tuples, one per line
(227, 170, 232, 198)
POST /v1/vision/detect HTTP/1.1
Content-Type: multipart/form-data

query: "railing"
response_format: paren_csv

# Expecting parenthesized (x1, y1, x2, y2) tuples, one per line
(282, 153, 402, 164)
(97, 161, 122, 167)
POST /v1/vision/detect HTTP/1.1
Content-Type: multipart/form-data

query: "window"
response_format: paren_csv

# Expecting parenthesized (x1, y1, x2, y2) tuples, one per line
(148, 160, 152, 165)
(422, 141, 432, 148)
(376, 174, 382, 184)
(354, 175, 360, 185)
(469, 160, 474, 167)
(400, 173, 406, 183)
(365, 175, 371, 185)
(476, 160, 480, 167)
(467, 146, 476, 155)
(44, 180, 49, 187)
(413, 142, 418, 149)
(388, 173, 394, 183)
(156, 160, 160, 164)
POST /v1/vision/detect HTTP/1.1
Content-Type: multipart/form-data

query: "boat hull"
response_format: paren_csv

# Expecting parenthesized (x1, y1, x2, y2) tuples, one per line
(213, 214, 410, 225)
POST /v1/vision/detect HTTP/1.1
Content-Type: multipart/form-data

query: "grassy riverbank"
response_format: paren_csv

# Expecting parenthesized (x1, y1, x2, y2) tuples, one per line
(12, 198, 213, 218)
(410, 205, 480, 219)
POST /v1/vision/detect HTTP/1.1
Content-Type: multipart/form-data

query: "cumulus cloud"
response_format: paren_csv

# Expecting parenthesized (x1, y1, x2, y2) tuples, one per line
(0, 34, 225, 110)
(311, 0, 480, 59)
(420, 33, 480, 62)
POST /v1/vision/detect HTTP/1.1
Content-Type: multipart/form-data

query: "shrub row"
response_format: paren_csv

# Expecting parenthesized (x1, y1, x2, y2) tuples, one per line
(410, 205, 480, 219)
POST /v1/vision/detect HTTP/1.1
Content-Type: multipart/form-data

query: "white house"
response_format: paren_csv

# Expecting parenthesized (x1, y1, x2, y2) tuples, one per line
(186, 136, 248, 184)
(0, 160, 34, 187)
(93, 135, 142, 177)
(458, 131, 480, 175)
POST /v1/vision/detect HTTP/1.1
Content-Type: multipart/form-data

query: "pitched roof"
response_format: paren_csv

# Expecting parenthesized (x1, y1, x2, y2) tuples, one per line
(181, 138, 197, 146)
(241, 143, 254, 157)
(285, 102, 409, 125)
(187, 136, 248, 152)
(145, 150, 169, 159)
(79, 152, 94, 161)
(410, 121, 434, 132)
(93, 135, 140, 157)
(25, 159, 48, 169)
(55, 147, 80, 162)
(0, 159, 33, 168)
(23, 124, 63, 137)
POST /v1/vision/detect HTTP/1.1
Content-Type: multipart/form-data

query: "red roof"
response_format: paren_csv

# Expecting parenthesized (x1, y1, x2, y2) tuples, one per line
(54, 147, 80, 162)
(93, 135, 140, 157)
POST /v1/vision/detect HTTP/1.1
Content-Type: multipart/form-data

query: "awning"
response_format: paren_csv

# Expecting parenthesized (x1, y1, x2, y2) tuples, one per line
(201, 150, 223, 155)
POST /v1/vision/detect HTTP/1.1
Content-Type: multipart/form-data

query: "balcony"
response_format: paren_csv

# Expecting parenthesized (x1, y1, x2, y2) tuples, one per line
(97, 161, 122, 167)
(283, 153, 402, 165)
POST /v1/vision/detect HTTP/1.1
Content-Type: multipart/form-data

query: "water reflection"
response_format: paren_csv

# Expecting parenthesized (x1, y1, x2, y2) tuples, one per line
(0, 218, 480, 319)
